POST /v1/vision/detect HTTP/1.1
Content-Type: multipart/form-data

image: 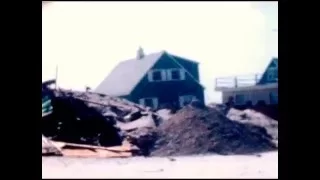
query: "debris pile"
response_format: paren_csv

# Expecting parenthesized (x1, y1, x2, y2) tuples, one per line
(42, 80, 161, 157)
(42, 90, 123, 147)
(150, 105, 276, 156)
(42, 80, 277, 158)
(226, 108, 278, 147)
(42, 135, 62, 156)
(50, 140, 139, 158)
(42, 134, 139, 158)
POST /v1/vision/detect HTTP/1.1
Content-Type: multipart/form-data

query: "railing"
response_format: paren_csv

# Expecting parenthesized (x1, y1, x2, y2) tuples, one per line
(215, 74, 262, 89)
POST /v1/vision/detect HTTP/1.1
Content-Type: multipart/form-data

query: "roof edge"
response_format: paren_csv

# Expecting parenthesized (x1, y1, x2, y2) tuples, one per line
(165, 51, 199, 64)
(126, 51, 166, 95)
(164, 52, 205, 89)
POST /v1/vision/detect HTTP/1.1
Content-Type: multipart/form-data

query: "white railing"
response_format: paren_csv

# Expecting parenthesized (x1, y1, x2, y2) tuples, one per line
(215, 74, 262, 89)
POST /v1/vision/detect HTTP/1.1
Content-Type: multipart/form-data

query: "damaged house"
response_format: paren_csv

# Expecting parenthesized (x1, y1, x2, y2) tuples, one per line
(215, 57, 278, 119)
(95, 48, 205, 110)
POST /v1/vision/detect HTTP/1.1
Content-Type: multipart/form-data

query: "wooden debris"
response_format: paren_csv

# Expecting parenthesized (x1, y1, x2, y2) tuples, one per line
(42, 135, 62, 156)
(44, 140, 140, 158)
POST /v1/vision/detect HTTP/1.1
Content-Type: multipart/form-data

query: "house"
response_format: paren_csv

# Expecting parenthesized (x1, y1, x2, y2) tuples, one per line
(215, 57, 278, 107)
(95, 48, 205, 109)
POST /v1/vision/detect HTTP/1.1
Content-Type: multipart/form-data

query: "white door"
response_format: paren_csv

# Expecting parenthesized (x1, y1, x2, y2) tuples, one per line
(179, 95, 195, 107)
(139, 97, 159, 109)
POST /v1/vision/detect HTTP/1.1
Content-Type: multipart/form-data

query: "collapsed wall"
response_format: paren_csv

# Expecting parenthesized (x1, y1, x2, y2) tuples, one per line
(42, 90, 123, 147)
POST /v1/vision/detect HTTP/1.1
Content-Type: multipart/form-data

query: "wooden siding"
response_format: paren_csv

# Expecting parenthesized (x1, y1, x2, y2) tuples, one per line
(130, 53, 204, 108)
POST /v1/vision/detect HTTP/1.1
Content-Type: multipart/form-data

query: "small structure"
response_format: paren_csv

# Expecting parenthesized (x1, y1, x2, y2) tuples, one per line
(215, 58, 278, 106)
(95, 48, 205, 110)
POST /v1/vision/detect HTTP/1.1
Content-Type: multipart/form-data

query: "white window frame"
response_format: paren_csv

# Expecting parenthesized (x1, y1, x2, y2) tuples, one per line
(234, 94, 246, 105)
(139, 97, 159, 109)
(167, 68, 186, 81)
(148, 69, 166, 82)
(179, 95, 196, 107)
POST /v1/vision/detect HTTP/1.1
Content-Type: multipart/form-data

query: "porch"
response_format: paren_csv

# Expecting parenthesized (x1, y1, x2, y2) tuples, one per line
(215, 74, 262, 91)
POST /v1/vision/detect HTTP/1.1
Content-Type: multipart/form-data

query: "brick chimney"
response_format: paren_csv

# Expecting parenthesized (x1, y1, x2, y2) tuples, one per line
(137, 46, 145, 60)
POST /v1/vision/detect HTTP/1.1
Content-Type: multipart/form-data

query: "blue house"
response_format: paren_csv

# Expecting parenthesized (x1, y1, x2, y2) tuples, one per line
(215, 58, 278, 106)
(95, 48, 205, 110)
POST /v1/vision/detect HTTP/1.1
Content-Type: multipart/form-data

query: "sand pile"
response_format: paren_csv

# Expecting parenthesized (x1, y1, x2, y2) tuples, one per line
(151, 106, 276, 156)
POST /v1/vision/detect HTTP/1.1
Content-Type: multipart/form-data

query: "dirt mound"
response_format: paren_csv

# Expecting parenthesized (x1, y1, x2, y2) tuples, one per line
(226, 108, 278, 147)
(151, 106, 276, 156)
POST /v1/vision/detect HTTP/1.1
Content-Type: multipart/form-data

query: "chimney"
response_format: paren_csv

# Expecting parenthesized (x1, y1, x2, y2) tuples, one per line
(137, 46, 145, 60)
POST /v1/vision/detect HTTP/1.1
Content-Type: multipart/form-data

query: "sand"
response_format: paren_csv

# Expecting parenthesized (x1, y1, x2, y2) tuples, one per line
(42, 151, 278, 179)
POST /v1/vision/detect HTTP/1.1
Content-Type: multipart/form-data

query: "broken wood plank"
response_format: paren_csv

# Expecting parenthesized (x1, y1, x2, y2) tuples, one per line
(60, 149, 132, 158)
(52, 141, 139, 152)
(74, 97, 145, 111)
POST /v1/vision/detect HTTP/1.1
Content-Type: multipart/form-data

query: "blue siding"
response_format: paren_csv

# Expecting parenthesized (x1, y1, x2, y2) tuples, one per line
(258, 58, 278, 85)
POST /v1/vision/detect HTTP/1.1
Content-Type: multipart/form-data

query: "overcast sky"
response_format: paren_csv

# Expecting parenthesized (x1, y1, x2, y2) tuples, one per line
(42, 1, 278, 103)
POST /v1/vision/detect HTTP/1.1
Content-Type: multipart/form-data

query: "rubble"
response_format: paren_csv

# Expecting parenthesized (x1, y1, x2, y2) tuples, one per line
(116, 114, 157, 131)
(150, 106, 276, 156)
(226, 108, 278, 147)
(51, 141, 139, 158)
(42, 92, 123, 147)
(42, 80, 161, 157)
(125, 127, 158, 156)
(42, 135, 62, 156)
(42, 80, 278, 158)
(42, 136, 139, 158)
(156, 109, 173, 122)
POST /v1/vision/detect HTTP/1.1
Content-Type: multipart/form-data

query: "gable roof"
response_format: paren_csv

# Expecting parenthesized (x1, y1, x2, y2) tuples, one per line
(257, 57, 278, 84)
(95, 51, 203, 96)
(169, 53, 199, 64)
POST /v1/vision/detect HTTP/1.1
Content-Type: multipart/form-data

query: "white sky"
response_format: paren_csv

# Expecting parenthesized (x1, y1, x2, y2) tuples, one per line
(42, 1, 278, 103)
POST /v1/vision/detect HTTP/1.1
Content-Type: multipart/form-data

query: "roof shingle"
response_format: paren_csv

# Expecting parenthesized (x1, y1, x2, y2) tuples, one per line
(95, 51, 165, 96)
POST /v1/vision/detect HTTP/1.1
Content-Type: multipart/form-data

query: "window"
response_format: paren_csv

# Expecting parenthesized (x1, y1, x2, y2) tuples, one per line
(152, 71, 162, 81)
(139, 97, 159, 109)
(267, 68, 278, 81)
(269, 92, 278, 104)
(148, 70, 166, 82)
(148, 69, 186, 82)
(179, 95, 196, 107)
(235, 94, 245, 105)
(171, 70, 180, 80)
(167, 69, 186, 81)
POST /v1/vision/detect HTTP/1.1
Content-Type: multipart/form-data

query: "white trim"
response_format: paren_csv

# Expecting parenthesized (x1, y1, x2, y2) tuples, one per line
(161, 70, 167, 81)
(216, 82, 278, 92)
(148, 69, 166, 82)
(164, 52, 205, 89)
(180, 69, 186, 80)
(139, 97, 159, 109)
(167, 68, 186, 81)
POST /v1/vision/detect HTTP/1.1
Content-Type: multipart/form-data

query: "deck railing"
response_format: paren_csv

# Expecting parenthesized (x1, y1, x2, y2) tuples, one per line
(215, 74, 262, 90)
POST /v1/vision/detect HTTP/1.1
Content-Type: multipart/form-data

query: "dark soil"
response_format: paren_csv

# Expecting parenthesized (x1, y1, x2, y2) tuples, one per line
(150, 106, 276, 156)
